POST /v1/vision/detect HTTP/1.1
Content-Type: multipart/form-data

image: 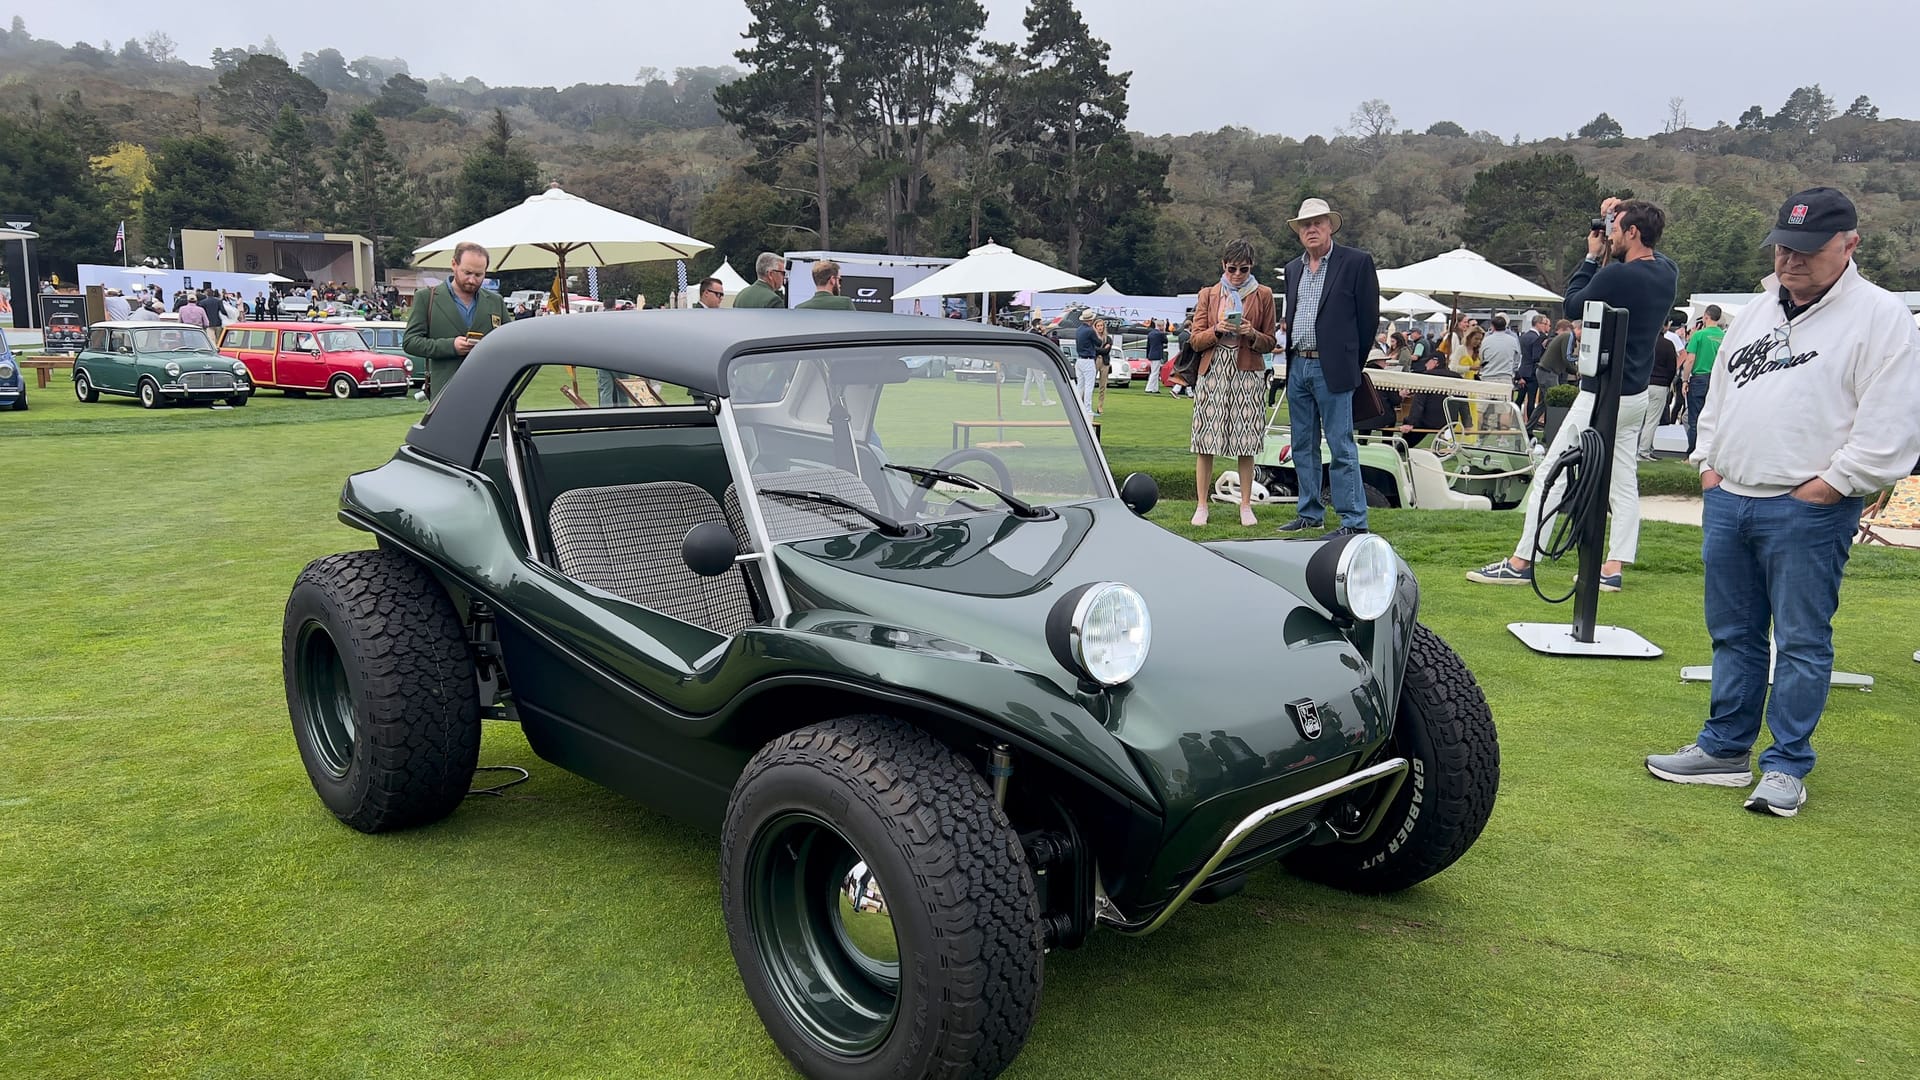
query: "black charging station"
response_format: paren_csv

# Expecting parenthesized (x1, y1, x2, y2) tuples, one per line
(1508, 300, 1662, 659)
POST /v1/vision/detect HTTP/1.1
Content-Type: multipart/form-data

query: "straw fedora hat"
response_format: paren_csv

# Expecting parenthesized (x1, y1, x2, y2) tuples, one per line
(1287, 198, 1343, 234)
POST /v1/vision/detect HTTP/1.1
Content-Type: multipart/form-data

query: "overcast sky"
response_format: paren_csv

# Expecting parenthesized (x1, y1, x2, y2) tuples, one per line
(9, 0, 1915, 139)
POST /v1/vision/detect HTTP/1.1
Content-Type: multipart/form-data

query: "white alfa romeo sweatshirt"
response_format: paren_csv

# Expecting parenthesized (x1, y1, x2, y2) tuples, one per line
(1691, 262, 1920, 498)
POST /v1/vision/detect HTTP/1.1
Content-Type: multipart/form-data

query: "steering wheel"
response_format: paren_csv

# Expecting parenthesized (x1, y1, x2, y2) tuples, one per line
(1431, 420, 1463, 459)
(901, 448, 1015, 518)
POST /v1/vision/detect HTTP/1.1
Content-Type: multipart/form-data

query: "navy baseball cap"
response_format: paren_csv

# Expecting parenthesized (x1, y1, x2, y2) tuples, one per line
(1764, 187, 1857, 252)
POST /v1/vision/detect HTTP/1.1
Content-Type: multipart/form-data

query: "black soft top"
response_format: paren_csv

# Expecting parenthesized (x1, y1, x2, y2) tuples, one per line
(405, 309, 1051, 466)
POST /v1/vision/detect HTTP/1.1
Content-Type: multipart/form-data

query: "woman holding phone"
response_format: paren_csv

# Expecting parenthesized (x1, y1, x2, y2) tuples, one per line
(1187, 238, 1279, 527)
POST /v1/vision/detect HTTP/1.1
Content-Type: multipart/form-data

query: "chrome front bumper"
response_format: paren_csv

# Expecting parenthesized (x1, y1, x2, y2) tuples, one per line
(1093, 756, 1411, 936)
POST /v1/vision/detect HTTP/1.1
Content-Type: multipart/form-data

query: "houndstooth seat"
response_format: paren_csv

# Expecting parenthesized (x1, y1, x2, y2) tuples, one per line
(724, 466, 882, 546)
(548, 481, 755, 635)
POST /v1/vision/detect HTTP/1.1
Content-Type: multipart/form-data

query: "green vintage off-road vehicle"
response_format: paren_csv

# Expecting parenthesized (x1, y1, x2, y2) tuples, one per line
(282, 311, 1499, 1080)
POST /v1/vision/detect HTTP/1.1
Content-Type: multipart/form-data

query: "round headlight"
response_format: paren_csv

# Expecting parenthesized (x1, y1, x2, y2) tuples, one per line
(402, 358, 414, 372)
(363, 359, 376, 374)
(164, 361, 181, 376)
(0, 361, 14, 378)
(1047, 582, 1151, 687)
(231, 361, 248, 376)
(1305, 533, 1399, 622)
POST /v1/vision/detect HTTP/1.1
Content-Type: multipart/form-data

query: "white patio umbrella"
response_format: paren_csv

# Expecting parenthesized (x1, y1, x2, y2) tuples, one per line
(1380, 290, 1448, 315)
(894, 241, 1094, 324)
(1377, 246, 1561, 351)
(412, 184, 711, 312)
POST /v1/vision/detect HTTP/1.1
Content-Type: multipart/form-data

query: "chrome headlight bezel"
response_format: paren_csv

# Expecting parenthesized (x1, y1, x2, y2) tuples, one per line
(362, 359, 376, 375)
(0, 360, 15, 379)
(231, 361, 249, 377)
(1305, 533, 1399, 622)
(164, 361, 181, 377)
(1047, 581, 1151, 687)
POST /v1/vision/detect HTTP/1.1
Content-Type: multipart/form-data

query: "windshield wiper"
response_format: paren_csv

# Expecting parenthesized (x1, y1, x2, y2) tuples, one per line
(758, 488, 927, 539)
(882, 464, 1056, 520)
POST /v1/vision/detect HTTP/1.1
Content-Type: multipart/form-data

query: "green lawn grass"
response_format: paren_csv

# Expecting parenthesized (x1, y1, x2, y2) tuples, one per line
(3, 380, 1917, 1079)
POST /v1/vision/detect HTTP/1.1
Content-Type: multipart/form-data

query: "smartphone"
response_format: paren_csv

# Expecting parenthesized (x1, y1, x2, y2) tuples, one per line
(1225, 312, 1243, 327)
(465, 331, 485, 340)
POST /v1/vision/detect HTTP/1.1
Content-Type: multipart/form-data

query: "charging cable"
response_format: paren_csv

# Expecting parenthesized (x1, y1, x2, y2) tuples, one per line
(1527, 427, 1608, 604)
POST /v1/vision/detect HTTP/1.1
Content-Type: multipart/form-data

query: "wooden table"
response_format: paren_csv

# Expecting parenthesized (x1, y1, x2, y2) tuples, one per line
(20, 357, 74, 388)
(952, 418, 1099, 450)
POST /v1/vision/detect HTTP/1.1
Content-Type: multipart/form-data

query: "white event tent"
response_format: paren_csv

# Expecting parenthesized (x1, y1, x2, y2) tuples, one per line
(894, 242, 1094, 322)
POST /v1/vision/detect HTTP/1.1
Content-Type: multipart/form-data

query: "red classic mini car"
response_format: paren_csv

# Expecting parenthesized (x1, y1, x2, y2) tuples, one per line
(217, 321, 414, 398)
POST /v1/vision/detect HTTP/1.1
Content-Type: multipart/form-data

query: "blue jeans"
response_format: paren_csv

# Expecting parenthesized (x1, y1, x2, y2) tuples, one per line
(1286, 358, 1365, 528)
(1696, 486, 1862, 778)
(1684, 373, 1710, 454)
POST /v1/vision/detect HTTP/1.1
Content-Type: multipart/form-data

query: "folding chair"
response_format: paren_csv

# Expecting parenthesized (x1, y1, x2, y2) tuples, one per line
(1856, 476, 1920, 547)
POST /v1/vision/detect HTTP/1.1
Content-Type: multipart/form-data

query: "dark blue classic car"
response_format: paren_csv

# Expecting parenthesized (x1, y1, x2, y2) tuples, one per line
(0, 326, 27, 410)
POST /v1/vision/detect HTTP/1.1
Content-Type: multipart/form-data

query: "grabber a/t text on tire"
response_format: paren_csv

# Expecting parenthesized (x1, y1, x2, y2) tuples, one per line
(721, 717, 1044, 1080)
(282, 548, 480, 833)
(1285, 623, 1499, 893)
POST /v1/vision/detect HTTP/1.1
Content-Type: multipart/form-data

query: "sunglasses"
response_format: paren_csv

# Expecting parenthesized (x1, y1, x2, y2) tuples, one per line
(701, 288, 722, 297)
(1223, 264, 1252, 274)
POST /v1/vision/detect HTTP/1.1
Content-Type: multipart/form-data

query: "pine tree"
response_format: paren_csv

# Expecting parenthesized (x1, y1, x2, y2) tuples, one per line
(264, 105, 318, 229)
(326, 108, 407, 247)
(452, 109, 540, 226)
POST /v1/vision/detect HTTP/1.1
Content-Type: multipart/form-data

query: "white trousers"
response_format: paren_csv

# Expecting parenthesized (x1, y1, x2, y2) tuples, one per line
(1145, 356, 1162, 392)
(1514, 389, 1649, 564)
(1075, 357, 1097, 416)
(1637, 386, 1669, 455)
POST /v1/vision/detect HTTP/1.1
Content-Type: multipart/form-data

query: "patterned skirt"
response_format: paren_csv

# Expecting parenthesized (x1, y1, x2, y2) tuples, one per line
(1190, 361, 1269, 457)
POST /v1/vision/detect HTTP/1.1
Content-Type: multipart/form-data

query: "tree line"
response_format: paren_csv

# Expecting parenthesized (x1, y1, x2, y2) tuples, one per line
(4, 12, 1917, 301)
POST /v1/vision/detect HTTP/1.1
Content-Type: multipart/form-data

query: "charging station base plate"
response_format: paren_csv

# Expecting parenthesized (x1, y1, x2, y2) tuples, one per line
(1509, 622, 1663, 658)
(1678, 665, 1873, 689)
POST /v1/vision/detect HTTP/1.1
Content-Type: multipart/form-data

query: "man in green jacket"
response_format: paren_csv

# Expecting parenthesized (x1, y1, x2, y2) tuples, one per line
(732, 252, 788, 309)
(404, 242, 511, 397)
(795, 260, 855, 310)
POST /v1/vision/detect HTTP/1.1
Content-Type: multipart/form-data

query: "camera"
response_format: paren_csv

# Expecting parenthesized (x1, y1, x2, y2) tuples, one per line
(1590, 212, 1617, 234)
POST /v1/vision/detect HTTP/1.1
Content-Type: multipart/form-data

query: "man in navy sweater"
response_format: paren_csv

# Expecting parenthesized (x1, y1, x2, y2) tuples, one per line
(1470, 197, 1678, 591)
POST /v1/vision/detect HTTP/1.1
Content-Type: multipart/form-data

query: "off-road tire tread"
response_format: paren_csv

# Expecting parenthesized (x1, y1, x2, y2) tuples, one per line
(284, 549, 479, 832)
(1287, 623, 1499, 893)
(724, 716, 1043, 1080)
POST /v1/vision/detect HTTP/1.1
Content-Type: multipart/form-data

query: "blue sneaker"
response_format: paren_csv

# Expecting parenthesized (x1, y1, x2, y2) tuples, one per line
(1466, 559, 1533, 585)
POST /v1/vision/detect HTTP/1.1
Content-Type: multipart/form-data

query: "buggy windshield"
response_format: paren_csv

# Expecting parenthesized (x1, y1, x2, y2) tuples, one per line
(728, 344, 1109, 542)
(1445, 398, 1531, 456)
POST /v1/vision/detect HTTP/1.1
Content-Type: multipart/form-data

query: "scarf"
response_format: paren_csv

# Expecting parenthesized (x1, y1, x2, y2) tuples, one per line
(1216, 272, 1260, 318)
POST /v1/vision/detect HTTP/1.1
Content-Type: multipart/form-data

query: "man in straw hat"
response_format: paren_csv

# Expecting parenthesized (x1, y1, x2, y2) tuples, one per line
(1275, 197, 1381, 536)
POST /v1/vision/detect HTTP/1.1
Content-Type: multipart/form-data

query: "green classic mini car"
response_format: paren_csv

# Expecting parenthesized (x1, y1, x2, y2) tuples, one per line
(73, 322, 252, 408)
(283, 312, 1498, 1080)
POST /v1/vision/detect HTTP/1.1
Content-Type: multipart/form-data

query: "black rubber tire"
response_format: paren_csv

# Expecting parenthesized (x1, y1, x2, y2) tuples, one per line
(1285, 623, 1499, 894)
(329, 375, 357, 400)
(1364, 481, 1393, 508)
(722, 717, 1043, 1080)
(11, 395, 25, 410)
(227, 395, 249, 407)
(138, 379, 163, 409)
(74, 371, 98, 402)
(282, 549, 480, 833)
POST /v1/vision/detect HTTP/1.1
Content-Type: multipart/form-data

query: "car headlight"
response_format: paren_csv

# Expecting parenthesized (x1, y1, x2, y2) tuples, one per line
(231, 361, 249, 376)
(0, 361, 14, 379)
(1047, 582, 1151, 687)
(363, 359, 376, 374)
(1305, 533, 1399, 622)
(402, 358, 413, 372)
(164, 362, 181, 377)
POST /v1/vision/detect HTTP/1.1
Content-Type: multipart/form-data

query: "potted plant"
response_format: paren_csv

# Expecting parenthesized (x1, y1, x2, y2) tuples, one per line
(1541, 382, 1581, 446)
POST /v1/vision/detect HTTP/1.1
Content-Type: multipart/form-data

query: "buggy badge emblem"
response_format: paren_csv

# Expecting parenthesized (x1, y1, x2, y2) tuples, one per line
(1287, 698, 1323, 739)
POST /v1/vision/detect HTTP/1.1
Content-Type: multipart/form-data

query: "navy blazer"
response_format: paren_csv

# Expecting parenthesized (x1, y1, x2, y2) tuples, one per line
(1282, 243, 1381, 394)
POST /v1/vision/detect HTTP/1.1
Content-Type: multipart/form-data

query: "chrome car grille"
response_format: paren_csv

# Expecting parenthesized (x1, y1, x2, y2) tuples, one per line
(180, 371, 238, 391)
(371, 368, 408, 386)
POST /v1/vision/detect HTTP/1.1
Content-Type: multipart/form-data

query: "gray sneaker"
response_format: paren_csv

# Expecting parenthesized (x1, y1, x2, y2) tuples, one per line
(1744, 771, 1807, 817)
(1467, 559, 1533, 585)
(1645, 743, 1754, 787)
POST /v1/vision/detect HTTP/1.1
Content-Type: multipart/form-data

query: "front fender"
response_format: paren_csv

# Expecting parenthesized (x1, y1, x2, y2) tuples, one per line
(1204, 537, 1421, 734)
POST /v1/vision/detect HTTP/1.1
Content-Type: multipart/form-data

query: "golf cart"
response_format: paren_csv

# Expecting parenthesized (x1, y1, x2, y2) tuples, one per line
(281, 311, 1499, 1080)
(1225, 369, 1540, 511)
